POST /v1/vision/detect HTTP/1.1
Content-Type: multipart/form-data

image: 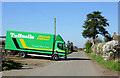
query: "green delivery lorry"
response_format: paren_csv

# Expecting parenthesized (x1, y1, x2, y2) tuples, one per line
(5, 30, 67, 61)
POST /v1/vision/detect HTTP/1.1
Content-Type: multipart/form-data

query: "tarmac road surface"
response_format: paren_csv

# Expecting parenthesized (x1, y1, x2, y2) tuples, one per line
(3, 51, 102, 76)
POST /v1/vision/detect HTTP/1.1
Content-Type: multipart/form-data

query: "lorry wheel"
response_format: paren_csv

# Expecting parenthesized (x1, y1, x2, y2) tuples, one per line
(65, 55, 67, 60)
(52, 54, 59, 61)
(19, 52, 26, 58)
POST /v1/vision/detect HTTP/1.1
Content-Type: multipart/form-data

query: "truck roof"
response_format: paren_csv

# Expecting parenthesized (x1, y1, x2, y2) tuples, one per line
(7, 30, 55, 36)
(6, 30, 64, 42)
(56, 35, 64, 42)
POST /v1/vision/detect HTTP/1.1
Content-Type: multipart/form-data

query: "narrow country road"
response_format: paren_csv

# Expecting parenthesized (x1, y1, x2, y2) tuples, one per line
(3, 51, 103, 76)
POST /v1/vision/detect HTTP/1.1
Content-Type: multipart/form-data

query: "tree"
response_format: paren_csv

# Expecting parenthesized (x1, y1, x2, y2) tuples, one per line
(85, 40, 92, 53)
(82, 11, 111, 43)
(66, 41, 74, 52)
(104, 35, 113, 42)
(70, 42, 73, 51)
(66, 41, 70, 50)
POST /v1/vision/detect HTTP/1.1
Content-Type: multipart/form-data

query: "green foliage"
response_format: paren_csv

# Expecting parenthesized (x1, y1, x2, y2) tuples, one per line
(3, 66, 9, 70)
(87, 53, 120, 71)
(82, 11, 111, 40)
(2, 61, 23, 71)
(66, 41, 74, 52)
(104, 35, 113, 42)
(86, 41, 92, 53)
(66, 49, 72, 55)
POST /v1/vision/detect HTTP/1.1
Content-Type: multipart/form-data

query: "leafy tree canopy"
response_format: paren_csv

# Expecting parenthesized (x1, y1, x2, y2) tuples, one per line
(82, 11, 111, 40)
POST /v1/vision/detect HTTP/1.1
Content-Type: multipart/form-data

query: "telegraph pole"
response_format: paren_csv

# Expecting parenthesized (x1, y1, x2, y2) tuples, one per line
(54, 18, 56, 36)
(53, 18, 56, 55)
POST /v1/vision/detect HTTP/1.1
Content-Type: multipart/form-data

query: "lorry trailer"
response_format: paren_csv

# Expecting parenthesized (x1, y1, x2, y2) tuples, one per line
(5, 30, 66, 61)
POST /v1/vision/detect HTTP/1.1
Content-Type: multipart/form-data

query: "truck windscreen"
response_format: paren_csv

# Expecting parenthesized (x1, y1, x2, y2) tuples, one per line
(57, 43, 63, 50)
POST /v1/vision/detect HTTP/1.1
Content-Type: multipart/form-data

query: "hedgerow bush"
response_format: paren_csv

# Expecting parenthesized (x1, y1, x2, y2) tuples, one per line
(91, 40, 119, 61)
(85, 41, 92, 53)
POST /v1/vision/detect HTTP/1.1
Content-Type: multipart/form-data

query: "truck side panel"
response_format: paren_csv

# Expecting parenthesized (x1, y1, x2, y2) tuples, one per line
(5, 30, 54, 55)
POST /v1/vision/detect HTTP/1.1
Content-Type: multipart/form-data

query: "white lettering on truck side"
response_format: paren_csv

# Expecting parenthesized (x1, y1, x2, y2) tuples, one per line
(10, 33, 14, 37)
(10, 32, 34, 39)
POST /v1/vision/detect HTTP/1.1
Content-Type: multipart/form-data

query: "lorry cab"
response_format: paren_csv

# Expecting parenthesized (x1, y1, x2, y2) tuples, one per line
(52, 35, 66, 61)
(55, 41, 65, 53)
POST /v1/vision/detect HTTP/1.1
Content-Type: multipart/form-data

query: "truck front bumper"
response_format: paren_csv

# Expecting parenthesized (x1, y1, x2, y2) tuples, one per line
(59, 55, 67, 60)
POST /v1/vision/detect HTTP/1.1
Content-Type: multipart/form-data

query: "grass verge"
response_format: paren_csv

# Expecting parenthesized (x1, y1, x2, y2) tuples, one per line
(86, 53, 120, 71)
(2, 60, 23, 71)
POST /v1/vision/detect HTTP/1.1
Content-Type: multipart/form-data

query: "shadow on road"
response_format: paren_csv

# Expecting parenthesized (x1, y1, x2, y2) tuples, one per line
(65, 58, 91, 61)
(19, 68, 33, 70)
(25, 56, 52, 60)
(73, 50, 78, 52)
(26, 56, 91, 61)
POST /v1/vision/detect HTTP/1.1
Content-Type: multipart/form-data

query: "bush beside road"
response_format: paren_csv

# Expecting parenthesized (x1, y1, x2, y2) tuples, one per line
(91, 40, 119, 61)
(85, 40, 119, 71)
